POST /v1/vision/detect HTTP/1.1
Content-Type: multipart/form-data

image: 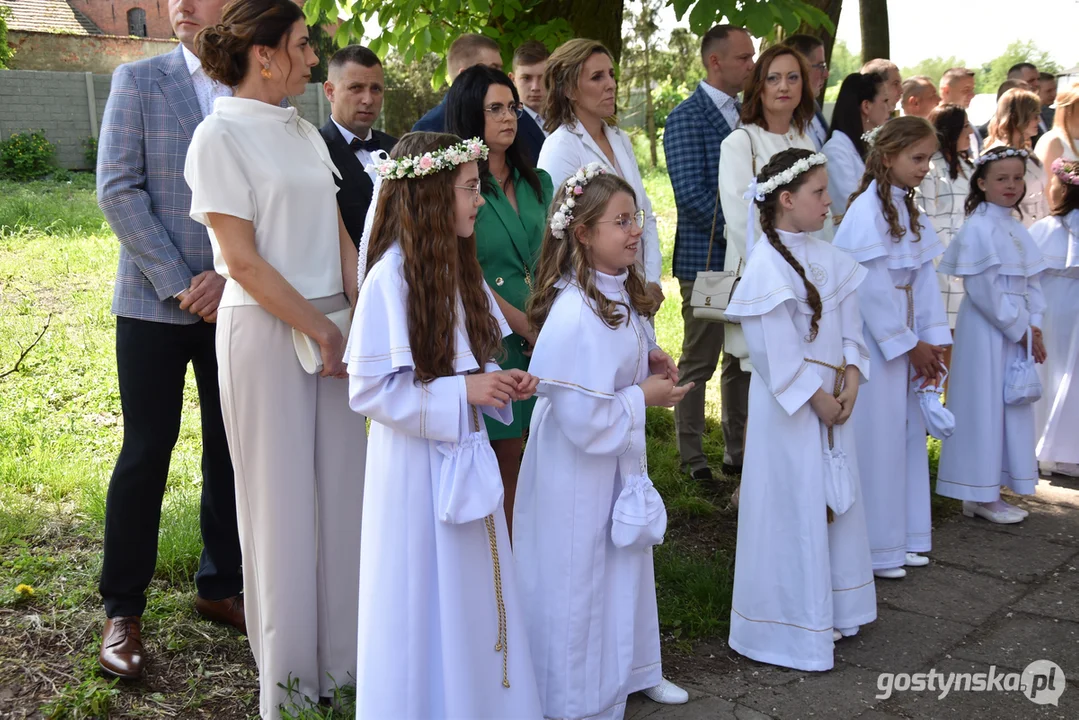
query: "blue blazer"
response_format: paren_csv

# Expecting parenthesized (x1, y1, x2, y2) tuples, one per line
(412, 98, 446, 133)
(515, 111, 545, 167)
(98, 45, 215, 324)
(663, 85, 735, 281)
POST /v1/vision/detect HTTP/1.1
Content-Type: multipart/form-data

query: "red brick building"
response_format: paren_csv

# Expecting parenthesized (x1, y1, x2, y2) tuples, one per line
(73, 0, 174, 39)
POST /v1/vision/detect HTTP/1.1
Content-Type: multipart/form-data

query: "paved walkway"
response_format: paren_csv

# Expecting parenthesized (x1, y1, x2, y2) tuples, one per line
(627, 472, 1079, 719)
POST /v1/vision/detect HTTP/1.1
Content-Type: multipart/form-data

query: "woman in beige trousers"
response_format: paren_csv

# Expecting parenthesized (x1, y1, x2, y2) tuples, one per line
(182, 1, 366, 716)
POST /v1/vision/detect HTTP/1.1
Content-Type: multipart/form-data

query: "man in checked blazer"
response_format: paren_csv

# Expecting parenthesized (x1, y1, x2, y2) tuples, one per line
(663, 25, 755, 487)
(95, 0, 243, 680)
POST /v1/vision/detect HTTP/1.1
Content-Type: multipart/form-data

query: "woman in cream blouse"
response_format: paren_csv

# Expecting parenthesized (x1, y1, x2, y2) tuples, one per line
(538, 38, 664, 307)
(183, 1, 365, 716)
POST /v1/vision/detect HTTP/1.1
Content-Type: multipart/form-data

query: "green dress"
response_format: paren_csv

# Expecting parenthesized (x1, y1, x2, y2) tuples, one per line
(475, 167, 554, 440)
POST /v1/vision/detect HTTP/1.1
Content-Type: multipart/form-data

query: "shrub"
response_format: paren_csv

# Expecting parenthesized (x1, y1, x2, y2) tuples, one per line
(1, 131, 57, 181)
(83, 136, 98, 169)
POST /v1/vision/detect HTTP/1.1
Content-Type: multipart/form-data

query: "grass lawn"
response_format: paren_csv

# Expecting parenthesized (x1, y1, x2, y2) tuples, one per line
(0, 165, 955, 718)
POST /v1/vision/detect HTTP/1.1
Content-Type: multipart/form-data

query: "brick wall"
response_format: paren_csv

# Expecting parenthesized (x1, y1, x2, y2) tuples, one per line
(74, 0, 174, 39)
(7, 30, 178, 74)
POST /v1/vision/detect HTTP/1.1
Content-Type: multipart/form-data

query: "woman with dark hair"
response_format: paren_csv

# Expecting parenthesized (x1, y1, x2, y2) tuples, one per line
(445, 65, 554, 535)
(821, 72, 889, 214)
(918, 103, 976, 329)
(184, 0, 366, 715)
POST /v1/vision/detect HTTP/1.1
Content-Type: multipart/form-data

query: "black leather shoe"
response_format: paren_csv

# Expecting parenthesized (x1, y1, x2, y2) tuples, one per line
(721, 463, 743, 477)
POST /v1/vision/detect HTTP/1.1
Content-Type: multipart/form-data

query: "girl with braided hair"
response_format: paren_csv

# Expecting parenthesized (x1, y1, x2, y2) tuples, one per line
(724, 148, 876, 672)
(833, 116, 951, 580)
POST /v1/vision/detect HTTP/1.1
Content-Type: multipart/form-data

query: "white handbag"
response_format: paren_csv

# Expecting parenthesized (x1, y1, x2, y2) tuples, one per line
(610, 454, 667, 550)
(913, 370, 956, 439)
(1004, 330, 1043, 406)
(292, 306, 352, 375)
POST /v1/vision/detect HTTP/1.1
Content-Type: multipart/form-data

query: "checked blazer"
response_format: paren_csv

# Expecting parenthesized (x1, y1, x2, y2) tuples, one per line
(663, 84, 736, 282)
(98, 45, 217, 325)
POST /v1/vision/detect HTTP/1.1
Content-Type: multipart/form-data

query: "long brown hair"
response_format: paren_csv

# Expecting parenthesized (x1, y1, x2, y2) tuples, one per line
(928, 103, 971, 181)
(964, 146, 1028, 218)
(739, 45, 815, 134)
(528, 173, 657, 331)
(754, 149, 824, 342)
(195, 0, 304, 87)
(988, 88, 1041, 153)
(1051, 85, 1079, 159)
(541, 39, 618, 135)
(366, 132, 503, 382)
(847, 116, 937, 241)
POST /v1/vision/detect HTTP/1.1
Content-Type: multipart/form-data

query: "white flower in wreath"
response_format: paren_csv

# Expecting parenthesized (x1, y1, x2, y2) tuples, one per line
(566, 198, 576, 209)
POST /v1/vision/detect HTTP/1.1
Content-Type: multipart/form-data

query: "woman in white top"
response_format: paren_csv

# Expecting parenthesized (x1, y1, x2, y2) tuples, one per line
(184, 2, 365, 716)
(986, 87, 1050, 225)
(918, 103, 976, 330)
(719, 44, 832, 373)
(538, 39, 664, 308)
(1035, 84, 1079, 206)
(822, 71, 889, 215)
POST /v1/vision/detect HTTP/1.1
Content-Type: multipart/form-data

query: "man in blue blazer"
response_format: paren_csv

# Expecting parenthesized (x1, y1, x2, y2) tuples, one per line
(413, 33, 504, 133)
(95, 0, 243, 679)
(663, 24, 755, 486)
(508, 40, 550, 166)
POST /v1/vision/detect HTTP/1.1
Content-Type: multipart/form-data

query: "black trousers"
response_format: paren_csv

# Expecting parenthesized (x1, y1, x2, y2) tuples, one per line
(99, 316, 242, 618)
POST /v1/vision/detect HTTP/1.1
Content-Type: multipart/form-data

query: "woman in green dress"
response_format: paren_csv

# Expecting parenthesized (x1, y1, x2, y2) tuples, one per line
(447, 65, 554, 536)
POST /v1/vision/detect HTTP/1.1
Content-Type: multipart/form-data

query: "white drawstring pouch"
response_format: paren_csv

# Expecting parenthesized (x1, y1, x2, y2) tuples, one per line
(610, 454, 667, 550)
(435, 402, 504, 525)
(1004, 330, 1043, 406)
(913, 370, 956, 439)
(820, 422, 856, 517)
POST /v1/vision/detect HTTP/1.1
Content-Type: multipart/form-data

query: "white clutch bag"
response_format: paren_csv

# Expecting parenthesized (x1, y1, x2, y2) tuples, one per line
(292, 307, 352, 374)
(1004, 330, 1042, 406)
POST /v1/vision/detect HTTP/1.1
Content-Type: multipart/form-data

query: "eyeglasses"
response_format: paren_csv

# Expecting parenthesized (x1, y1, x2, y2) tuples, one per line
(483, 102, 525, 119)
(811, 62, 828, 73)
(597, 209, 645, 233)
(454, 184, 482, 198)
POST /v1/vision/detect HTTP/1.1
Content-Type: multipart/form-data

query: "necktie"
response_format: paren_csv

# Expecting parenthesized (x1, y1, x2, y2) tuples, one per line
(350, 136, 381, 152)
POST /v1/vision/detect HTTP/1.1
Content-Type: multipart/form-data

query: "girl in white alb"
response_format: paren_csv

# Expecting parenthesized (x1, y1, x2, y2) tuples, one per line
(725, 148, 876, 672)
(345, 133, 543, 719)
(832, 117, 951, 580)
(514, 166, 691, 719)
(1031, 159, 1079, 478)
(936, 146, 1049, 524)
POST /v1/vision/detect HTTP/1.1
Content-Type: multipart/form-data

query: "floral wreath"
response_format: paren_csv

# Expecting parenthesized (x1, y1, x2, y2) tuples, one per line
(1051, 157, 1079, 186)
(861, 125, 884, 148)
(973, 146, 1029, 167)
(550, 162, 609, 238)
(368, 137, 488, 180)
(745, 153, 828, 202)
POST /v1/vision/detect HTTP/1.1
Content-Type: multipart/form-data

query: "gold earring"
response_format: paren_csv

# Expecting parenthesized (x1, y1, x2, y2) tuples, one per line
(261, 64, 272, 80)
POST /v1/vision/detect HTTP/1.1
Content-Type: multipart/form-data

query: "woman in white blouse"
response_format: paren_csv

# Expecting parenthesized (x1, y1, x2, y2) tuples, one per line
(917, 103, 975, 331)
(986, 87, 1050, 226)
(184, 1, 365, 716)
(538, 38, 664, 307)
(821, 71, 889, 215)
(1035, 85, 1079, 205)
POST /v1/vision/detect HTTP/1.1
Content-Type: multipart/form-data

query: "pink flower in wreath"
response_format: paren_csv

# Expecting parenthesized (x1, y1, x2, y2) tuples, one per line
(418, 155, 435, 171)
(573, 185, 584, 195)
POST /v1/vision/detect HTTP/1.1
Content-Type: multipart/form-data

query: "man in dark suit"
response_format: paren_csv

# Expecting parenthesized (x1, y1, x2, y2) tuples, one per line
(508, 40, 549, 166)
(413, 34, 503, 132)
(783, 34, 830, 149)
(1038, 71, 1057, 132)
(320, 45, 397, 247)
(95, 0, 243, 679)
(663, 24, 755, 485)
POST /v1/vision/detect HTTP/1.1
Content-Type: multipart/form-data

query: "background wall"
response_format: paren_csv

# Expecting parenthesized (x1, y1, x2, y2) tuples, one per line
(6, 31, 177, 74)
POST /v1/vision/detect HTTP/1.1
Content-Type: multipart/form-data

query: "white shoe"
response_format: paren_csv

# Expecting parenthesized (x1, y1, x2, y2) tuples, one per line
(643, 678, 689, 705)
(837, 626, 859, 638)
(874, 567, 907, 579)
(998, 500, 1029, 519)
(962, 501, 1024, 524)
(1055, 462, 1079, 478)
(832, 629, 843, 642)
(905, 552, 930, 567)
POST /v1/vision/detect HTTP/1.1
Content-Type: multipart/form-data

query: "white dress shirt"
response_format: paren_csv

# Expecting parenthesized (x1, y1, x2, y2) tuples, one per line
(524, 105, 550, 137)
(181, 45, 231, 119)
(698, 80, 741, 131)
(331, 118, 379, 183)
(821, 130, 866, 216)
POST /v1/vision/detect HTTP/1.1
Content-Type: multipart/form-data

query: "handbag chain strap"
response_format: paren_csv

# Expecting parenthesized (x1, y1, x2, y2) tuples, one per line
(705, 128, 755, 274)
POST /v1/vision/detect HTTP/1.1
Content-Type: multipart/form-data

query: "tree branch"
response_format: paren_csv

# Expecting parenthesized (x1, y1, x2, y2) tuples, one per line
(0, 314, 52, 379)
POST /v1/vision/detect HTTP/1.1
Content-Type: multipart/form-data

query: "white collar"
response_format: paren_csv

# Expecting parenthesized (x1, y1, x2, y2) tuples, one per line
(775, 229, 809, 246)
(331, 118, 372, 146)
(698, 80, 736, 109)
(524, 105, 544, 124)
(181, 45, 203, 77)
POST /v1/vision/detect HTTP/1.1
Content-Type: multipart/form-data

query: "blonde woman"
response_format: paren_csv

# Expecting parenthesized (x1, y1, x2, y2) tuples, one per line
(986, 88, 1049, 225)
(1035, 84, 1079, 205)
(537, 38, 664, 308)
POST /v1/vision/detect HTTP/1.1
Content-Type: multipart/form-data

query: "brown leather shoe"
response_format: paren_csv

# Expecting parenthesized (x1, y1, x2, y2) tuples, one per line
(99, 616, 144, 679)
(195, 594, 246, 635)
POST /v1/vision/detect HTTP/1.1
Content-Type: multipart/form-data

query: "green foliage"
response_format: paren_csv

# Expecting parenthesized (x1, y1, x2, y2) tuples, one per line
(901, 56, 968, 86)
(82, 135, 97, 169)
(826, 40, 861, 89)
(381, 51, 448, 137)
(0, 6, 14, 70)
(1, 131, 57, 181)
(671, 0, 834, 40)
(976, 40, 1062, 95)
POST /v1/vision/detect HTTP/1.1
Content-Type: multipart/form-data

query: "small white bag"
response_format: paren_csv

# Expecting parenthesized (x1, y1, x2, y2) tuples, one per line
(1004, 330, 1042, 406)
(821, 424, 856, 517)
(610, 455, 667, 550)
(913, 370, 956, 439)
(293, 307, 352, 375)
(435, 404, 504, 525)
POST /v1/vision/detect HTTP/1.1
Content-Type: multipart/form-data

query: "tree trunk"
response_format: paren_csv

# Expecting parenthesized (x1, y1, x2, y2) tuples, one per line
(642, 37, 657, 167)
(791, 0, 844, 70)
(858, 0, 889, 63)
(526, 0, 624, 62)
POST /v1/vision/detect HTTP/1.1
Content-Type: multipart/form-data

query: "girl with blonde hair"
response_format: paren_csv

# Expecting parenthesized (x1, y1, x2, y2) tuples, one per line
(987, 88, 1049, 224)
(1035, 84, 1079, 205)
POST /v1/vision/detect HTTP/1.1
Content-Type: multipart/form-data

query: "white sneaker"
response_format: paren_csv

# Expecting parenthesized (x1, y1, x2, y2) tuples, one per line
(905, 552, 930, 567)
(643, 678, 689, 705)
(962, 501, 1024, 524)
(832, 629, 843, 642)
(874, 567, 907, 579)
